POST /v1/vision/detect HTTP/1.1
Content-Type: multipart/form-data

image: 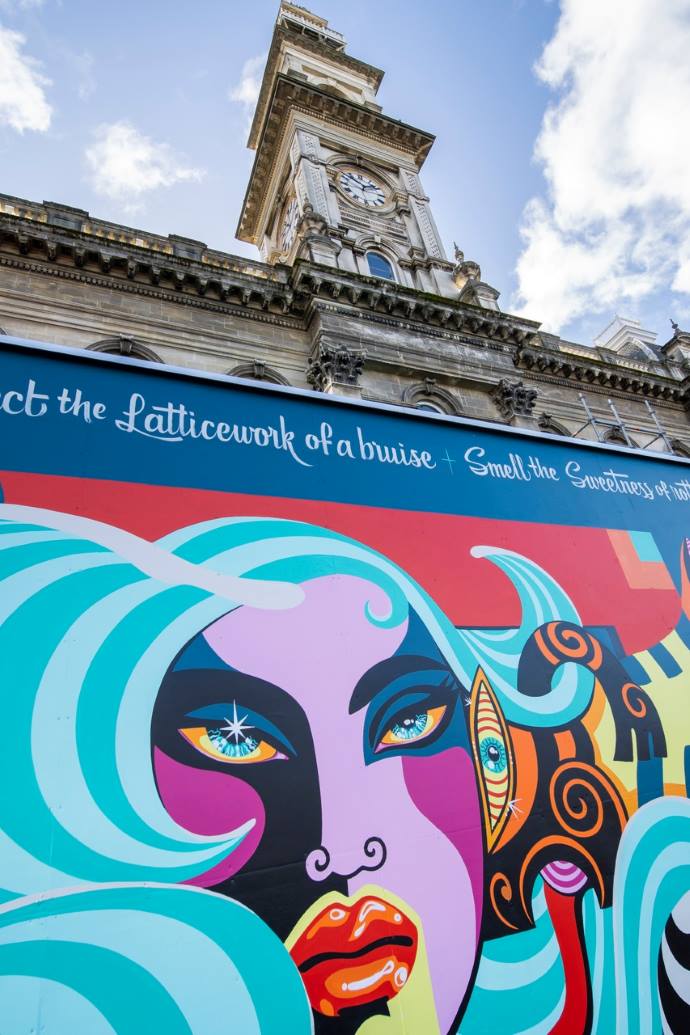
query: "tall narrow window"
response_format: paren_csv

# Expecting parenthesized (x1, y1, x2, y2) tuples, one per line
(366, 252, 395, 281)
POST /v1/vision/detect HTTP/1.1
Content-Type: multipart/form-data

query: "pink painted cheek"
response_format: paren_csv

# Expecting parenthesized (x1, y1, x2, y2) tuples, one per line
(402, 747, 484, 937)
(153, 747, 265, 888)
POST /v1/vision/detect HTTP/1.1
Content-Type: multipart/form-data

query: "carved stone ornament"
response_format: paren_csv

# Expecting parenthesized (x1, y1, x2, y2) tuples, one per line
(491, 378, 538, 421)
(307, 345, 364, 392)
(298, 202, 329, 237)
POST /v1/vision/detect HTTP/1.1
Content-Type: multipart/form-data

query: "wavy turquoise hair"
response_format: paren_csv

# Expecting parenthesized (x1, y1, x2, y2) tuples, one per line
(0, 502, 603, 1033)
(0, 505, 594, 904)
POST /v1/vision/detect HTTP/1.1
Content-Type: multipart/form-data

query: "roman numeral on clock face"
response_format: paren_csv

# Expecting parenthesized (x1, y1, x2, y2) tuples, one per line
(340, 171, 386, 207)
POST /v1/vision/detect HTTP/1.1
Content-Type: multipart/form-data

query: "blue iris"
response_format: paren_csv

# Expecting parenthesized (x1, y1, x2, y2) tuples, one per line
(208, 729, 259, 759)
(480, 736, 507, 773)
(391, 712, 429, 741)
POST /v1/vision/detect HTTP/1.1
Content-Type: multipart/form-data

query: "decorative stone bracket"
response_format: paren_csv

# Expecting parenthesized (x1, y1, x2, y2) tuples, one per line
(307, 345, 364, 395)
(491, 378, 538, 422)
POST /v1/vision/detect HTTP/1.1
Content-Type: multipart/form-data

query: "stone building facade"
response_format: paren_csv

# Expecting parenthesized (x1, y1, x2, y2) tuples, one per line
(1, 2, 690, 453)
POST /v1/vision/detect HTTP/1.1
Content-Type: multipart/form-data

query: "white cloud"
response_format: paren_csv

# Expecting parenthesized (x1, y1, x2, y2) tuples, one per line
(0, 24, 51, 132)
(514, 0, 690, 333)
(229, 53, 266, 111)
(85, 121, 204, 211)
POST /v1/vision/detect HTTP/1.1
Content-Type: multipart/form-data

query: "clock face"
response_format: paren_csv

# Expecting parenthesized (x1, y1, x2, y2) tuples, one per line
(280, 198, 299, 250)
(339, 170, 386, 208)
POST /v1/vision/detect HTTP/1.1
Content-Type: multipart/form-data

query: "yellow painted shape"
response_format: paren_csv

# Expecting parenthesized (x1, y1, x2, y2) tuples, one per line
(583, 629, 690, 804)
(285, 884, 441, 1035)
(583, 682, 637, 810)
(632, 630, 690, 788)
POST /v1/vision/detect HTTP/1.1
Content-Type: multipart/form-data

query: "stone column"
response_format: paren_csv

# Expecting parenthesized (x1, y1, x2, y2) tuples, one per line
(291, 131, 332, 224)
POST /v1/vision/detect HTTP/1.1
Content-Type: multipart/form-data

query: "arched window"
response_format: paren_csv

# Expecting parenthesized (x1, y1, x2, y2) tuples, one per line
(538, 413, 571, 437)
(603, 426, 630, 446)
(366, 252, 395, 281)
(402, 381, 461, 415)
(228, 361, 290, 386)
(87, 337, 162, 362)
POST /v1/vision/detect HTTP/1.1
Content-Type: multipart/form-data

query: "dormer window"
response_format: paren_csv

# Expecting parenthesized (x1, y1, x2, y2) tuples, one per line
(366, 252, 395, 281)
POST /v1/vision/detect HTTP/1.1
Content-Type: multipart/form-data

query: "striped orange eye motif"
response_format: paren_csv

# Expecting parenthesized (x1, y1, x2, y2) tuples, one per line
(469, 667, 515, 852)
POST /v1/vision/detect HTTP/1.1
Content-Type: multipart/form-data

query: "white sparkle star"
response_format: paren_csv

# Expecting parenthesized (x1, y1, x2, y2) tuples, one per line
(507, 798, 523, 817)
(220, 701, 254, 744)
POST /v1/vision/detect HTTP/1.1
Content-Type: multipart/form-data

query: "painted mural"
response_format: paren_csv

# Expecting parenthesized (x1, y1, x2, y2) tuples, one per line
(1, 342, 690, 1033)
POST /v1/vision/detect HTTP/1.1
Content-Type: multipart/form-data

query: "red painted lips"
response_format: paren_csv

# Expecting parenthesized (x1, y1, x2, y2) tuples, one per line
(289, 894, 418, 1018)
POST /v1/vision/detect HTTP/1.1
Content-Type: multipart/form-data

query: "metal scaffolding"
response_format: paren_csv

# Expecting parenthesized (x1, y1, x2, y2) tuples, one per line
(573, 394, 674, 453)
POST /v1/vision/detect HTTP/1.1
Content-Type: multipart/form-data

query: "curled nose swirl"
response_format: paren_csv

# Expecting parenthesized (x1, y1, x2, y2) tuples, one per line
(305, 836, 387, 882)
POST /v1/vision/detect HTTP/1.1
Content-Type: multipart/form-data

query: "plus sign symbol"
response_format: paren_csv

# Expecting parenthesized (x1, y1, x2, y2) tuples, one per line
(441, 449, 455, 474)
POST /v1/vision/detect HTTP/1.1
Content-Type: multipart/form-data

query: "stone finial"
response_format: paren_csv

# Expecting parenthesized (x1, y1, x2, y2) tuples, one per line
(453, 242, 464, 263)
(661, 320, 690, 361)
(491, 378, 538, 421)
(307, 345, 364, 393)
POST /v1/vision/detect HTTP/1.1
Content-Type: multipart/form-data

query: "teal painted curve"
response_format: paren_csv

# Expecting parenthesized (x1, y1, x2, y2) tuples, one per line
(612, 797, 690, 1034)
(0, 884, 312, 1034)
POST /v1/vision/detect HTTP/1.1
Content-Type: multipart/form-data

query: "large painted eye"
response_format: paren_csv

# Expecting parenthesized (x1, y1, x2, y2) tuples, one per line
(469, 668, 515, 851)
(178, 701, 292, 766)
(179, 725, 286, 765)
(479, 736, 507, 773)
(377, 705, 447, 751)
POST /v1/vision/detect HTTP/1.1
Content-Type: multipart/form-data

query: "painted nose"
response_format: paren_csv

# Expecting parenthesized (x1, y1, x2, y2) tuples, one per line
(305, 836, 387, 882)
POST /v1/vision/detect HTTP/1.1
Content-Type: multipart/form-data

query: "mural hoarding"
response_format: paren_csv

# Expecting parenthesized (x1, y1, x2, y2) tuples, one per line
(0, 335, 689, 1034)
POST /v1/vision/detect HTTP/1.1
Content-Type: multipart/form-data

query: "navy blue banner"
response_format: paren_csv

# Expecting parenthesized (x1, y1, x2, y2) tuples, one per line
(1, 337, 689, 569)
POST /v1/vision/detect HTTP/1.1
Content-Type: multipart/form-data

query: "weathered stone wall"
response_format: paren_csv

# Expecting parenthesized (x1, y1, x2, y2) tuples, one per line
(2, 194, 690, 455)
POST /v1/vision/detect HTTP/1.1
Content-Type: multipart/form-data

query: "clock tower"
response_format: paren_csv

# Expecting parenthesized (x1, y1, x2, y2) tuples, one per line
(236, 2, 466, 300)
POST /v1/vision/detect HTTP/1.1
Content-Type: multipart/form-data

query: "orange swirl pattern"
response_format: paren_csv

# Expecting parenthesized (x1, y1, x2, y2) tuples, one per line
(489, 872, 519, 931)
(549, 768, 604, 839)
(622, 681, 648, 719)
(534, 622, 603, 671)
(549, 761, 627, 839)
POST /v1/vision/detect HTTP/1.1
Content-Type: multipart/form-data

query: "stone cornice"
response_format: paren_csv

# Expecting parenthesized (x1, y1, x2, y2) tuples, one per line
(293, 262, 540, 346)
(0, 253, 305, 330)
(0, 194, 281, 277)
(3, 197, 689, 408)
(0, 206, 538, 345)
(248, 24, 384, 150)
(515, 341, 684, 402)
(238, 75, 435, 243)
(0, 206, 303, 325)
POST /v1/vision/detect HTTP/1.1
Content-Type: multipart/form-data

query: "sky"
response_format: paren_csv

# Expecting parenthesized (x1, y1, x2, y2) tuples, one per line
(1, 0, 689, 349)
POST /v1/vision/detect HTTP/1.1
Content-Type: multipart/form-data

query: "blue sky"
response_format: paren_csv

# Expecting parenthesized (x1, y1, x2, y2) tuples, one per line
(1, 0, 689, 349)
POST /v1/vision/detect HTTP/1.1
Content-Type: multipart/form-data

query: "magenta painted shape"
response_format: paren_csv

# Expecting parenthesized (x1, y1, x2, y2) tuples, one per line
(402, 747, 484, 939)
(153, 746, 265, 887)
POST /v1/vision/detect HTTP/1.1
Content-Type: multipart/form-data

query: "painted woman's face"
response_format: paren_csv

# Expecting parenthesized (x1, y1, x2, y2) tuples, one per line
(152, 575, 483, 1034)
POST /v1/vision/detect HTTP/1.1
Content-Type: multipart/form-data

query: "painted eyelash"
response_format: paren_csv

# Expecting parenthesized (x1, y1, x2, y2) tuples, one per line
(184, 702, 296, 757)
